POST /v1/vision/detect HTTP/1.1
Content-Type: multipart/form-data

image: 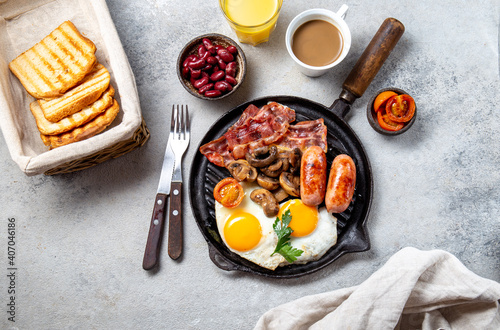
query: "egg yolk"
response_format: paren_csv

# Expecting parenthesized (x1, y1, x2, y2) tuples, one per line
(224, 211, 262, 252)
(279, 199, 318, 237)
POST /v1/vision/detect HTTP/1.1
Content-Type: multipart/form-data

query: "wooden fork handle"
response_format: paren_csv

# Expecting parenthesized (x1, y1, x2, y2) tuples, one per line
(168, 181, 183, 260)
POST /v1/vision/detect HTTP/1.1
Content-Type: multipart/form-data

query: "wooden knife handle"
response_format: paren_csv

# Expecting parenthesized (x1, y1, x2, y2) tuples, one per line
(168, 182, 183, 260)
(342, 18, 405, 99)
(142, 193, 168, 270)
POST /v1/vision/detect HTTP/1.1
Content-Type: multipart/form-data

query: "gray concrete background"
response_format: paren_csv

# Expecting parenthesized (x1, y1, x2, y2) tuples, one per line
(1, 0, 499, 329)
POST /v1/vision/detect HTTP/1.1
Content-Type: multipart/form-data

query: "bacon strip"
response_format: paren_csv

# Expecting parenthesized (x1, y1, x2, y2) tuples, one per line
(199, 135, 232, 167)
(200, 103, 327, 168)
(199, 104, 262, 167)
(226, 102, 295, 159)
(277, 119, 328, 153)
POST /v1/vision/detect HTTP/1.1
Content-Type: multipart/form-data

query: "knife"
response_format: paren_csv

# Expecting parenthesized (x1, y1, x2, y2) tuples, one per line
(142, 135, 175, 270)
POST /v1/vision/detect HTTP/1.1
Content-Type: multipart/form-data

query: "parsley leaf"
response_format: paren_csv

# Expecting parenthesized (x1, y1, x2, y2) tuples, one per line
(271, 210, 304, 263)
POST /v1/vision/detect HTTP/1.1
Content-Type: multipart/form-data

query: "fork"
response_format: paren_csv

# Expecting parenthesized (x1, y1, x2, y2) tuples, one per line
(167, 105, 190, 260)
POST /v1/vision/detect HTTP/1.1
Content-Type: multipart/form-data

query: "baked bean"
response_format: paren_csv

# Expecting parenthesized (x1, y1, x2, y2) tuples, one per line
(225, 76, 237, 86)
(190, 68, 201, 79)
(193, 76, 209, 89)
(217, 49, 234, 62)
(215, 81, 233, 92)
(182, 67, 190, 79)
(188, 58, 206, 70)
(225, 62, 237, 77)
(202, 38, 216, 54)
(201, 51, 211, 61)
(216, 56, 227, 70)
(183, 55, 197, 67)
(206, 56, 218, 65)
(198, 45, 207, 57)
(205, 90, 222, 98)
(227, 45, 238, 54)
(198, 83, 214, 94)
(210, 70, 225, 82)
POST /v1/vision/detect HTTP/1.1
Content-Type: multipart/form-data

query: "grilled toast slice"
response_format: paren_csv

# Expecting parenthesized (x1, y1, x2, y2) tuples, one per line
(9, 21, 97, 99)
(37, 63, 110, 122)
(40, 99, 120, 149)
(31, 85, 115, 135)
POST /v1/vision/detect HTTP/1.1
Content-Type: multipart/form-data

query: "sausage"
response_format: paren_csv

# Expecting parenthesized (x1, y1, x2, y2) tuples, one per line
(325, 154, 356, 213)
(300, 146, 327, 206)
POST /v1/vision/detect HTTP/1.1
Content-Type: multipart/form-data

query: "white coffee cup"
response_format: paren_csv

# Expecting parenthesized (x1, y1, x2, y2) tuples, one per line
(285, 5, 351, 77)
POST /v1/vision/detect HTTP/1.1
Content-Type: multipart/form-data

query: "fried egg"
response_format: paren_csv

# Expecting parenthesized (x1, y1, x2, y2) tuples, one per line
(215, 182, 286, 270)
(215, 181, 337, 270)
(278, 199, 337, 266)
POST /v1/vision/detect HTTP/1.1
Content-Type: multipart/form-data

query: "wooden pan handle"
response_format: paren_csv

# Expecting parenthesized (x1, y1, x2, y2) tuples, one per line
(342, 18, 405, 100)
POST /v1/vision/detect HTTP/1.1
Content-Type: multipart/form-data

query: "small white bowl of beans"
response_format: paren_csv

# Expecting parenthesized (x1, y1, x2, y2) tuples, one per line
(177, 33, 246, 100)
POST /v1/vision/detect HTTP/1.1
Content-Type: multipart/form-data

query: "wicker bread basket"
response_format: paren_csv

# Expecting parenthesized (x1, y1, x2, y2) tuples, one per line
(0, 0, 148, 176)
(43, 118, 150, 175)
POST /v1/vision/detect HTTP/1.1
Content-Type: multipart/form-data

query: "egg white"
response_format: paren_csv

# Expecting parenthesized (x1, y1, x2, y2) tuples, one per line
(215, 181, 338, 270)
(215, 182, 286, 270)
(282, 207, 337, 266)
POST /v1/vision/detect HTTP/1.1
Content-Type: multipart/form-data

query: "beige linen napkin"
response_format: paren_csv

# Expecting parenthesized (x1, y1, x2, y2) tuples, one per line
(254, 247, 500, 330)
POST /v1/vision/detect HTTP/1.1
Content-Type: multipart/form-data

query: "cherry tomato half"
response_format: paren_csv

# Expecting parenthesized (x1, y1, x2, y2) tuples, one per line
(373, 91, 397, 112)
(213, 177, 245, 208)
(386, 94, 415, 123)
(377, 110, 404, 131)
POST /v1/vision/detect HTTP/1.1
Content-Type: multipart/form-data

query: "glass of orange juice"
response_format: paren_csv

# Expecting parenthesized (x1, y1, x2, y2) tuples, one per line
(219, 0, 283, 46)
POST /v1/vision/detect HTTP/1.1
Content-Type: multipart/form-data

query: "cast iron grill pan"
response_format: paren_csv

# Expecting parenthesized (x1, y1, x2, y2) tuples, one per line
(190, 96, 372, 278)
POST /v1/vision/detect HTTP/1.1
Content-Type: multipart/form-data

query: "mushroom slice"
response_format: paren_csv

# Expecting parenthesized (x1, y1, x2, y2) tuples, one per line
(260, 149, 296, 177)
(272, 187, 289, 203)
(250, 189, 279, 217)
(227, 160, 258, 182)
(277, 151, 291, 172)
(289, 148, 302, 174)
(245, 145, 278, 168)
(261, 158, 286, 178)
(256, 173, 280, 191)
(279, 172, 300, 197)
